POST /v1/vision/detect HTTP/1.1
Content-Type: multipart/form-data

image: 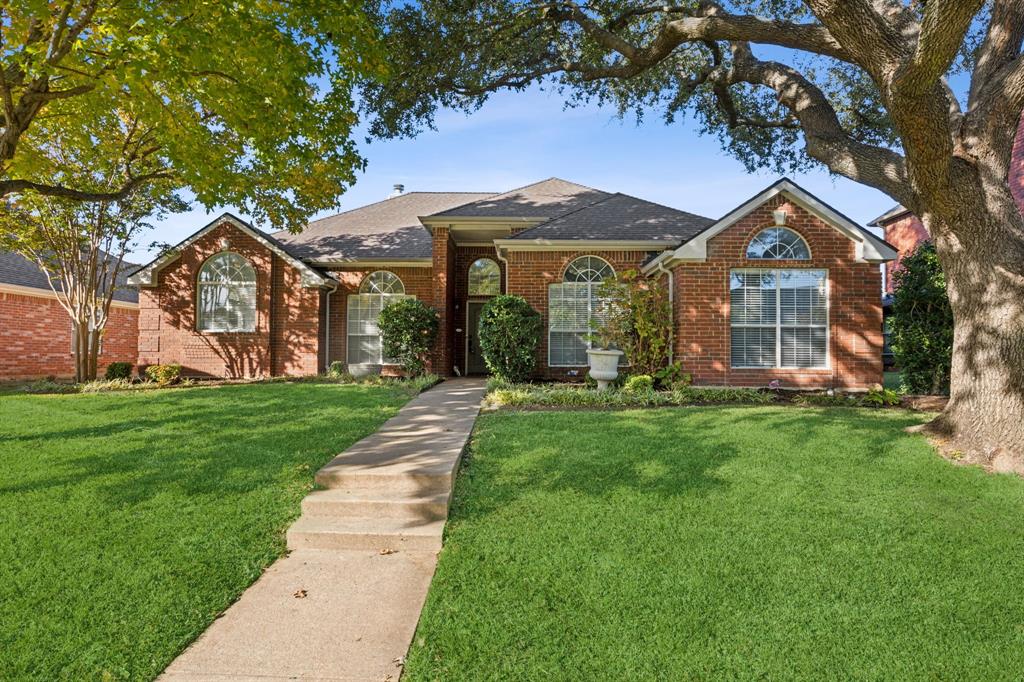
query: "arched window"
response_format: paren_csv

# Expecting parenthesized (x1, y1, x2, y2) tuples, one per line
(359, 270, 405, 295)
(197, 253, 257, 332)
(746, 227, 811, 260)
(548, 256, 616, 366)
(468, 258, 500, 296)
(348, 271, 409, 365)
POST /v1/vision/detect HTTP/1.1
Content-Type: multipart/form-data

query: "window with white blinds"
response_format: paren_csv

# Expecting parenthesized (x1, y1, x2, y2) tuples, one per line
(197, 253, 257, 332)
(548, 256, 615, 367)
(730, 269, 828, 368)
(347, 271, 409, 365)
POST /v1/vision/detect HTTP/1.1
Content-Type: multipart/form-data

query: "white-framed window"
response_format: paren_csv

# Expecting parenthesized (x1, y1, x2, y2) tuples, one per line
(197, 252, 257, 332)
(548, 256, 615, 367)
(468, 258, 500, 296)
(730, 269, 828, 369)
(746, 227, 811, 260)
(346, 271, 410, 365)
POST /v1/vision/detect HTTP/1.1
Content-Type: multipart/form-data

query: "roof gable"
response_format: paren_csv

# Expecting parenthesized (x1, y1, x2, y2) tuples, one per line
(128, 213, 332, 289)
(657, 178, 897, 267)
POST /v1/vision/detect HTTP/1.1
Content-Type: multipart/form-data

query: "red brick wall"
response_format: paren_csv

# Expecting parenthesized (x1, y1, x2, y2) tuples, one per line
(674, 194, 883, 389)
(505, 249, 658, 380)
(0, 289, 138, 380)
(138, 221, 321, 378)
(431, 228, 457, 375)
(322, 265, 435, 376)
(883, 213, 932, 293)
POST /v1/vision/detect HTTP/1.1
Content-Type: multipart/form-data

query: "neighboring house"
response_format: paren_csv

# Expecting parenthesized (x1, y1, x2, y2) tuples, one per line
(0, 251, 139, 380)
(129, 177, 896, 388)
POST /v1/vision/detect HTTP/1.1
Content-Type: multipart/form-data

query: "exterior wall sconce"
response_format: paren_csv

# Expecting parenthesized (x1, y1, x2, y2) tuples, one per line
(772, 209, 787, 226)
(219, 237, 231, 251)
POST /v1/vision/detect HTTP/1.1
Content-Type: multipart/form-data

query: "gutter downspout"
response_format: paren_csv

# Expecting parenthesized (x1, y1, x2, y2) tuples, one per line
(494, 244, 510, 293)
(654, 255, 674, 364)
(323, 278, 338, 372)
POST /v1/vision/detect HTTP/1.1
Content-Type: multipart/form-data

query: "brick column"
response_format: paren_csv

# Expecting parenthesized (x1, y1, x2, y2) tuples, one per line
(432, 227, 455, 376)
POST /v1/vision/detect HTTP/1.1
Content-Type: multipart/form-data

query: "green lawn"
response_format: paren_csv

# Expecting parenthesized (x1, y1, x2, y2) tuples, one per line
(406, 406, 1024, 680)
(0, 382, 413, 680)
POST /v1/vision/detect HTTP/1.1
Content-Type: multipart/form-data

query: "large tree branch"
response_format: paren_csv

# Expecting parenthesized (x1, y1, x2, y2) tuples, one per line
(802, 0, 905, 73)
(0, 171, 173, 202)
(968, 0, 1024, 109)
(894, 0, 985, 97)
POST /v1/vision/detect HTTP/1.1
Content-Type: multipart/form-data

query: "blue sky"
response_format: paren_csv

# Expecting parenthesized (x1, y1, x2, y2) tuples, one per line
(133, 85, 897, 262)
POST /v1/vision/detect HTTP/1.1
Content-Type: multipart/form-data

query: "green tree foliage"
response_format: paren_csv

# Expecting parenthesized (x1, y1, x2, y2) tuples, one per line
(378, 299, 440, 377)
(478, 295, 541, 383)
(595, 270, 672, 377)
(0, 1, 384, 230)
(890, 242, 953, 395)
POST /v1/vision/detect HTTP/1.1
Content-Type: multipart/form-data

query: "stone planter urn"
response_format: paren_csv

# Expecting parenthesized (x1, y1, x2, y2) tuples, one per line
(586, 348, 624, 390)
(348, 363, 383, 379)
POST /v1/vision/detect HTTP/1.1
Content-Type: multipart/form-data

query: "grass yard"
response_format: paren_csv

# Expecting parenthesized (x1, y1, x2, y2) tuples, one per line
(406, 406, 1024, 680)
(0, 381, 414, 680)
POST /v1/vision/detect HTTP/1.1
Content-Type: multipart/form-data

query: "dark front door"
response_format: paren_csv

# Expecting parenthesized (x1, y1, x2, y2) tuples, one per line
(466, 301, 488, 374)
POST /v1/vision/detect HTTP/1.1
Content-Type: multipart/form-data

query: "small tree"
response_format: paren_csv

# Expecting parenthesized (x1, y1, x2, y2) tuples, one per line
(478, 295, 541, 383)
(377, 298, 440, 377)
(595, 270, 673, 376)
(890, 242, 953, 395)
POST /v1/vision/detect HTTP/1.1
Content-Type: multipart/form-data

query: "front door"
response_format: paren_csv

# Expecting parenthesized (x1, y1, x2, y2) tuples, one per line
(466, 301, 488, 374)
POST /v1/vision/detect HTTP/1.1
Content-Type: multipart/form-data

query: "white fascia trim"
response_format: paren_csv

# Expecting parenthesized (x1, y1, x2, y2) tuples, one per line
(0, 282, 140, 309)
(664, 180, 898, 266)
(128, 214, 332, 290)
(493, 239, 673, 251)
(639, 250, 675, 276)
(309, 259, 433, 268)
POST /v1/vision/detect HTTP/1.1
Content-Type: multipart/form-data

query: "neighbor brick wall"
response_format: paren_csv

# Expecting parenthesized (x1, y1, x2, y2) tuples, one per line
(505, 249, 658, 380)
(322, 265, 435, 376)
(138, 221, 321, 378)
(882, 213, 931, 293)
(0, 289, 138, 380)
(674, 194, 883, 389)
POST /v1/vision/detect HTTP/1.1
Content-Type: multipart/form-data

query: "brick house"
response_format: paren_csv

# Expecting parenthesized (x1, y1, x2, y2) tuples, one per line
(0, 251, 139, 380)
(129, 177, 896, 388)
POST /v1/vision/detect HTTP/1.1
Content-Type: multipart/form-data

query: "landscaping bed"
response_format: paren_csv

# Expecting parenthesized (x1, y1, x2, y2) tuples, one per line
(405, 407, 1024, 679)
(0, 380, 427, 680)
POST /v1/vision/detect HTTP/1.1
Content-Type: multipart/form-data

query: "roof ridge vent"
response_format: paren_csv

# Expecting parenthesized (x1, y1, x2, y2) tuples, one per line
(389, 183, 405, 198)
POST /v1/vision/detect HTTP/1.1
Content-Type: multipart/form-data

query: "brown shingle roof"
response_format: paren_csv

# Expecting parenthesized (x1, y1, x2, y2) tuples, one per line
(272, 192, 492, 261)
(510, 193, 713, 243)
(428, 178, 610, 219)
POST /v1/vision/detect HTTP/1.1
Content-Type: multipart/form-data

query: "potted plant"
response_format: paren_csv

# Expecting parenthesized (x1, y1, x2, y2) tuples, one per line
(586, 324, 623, 391)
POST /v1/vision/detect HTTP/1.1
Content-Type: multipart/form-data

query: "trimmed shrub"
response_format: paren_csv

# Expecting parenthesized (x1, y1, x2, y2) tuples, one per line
(326, 360, 348, 378)
(104, 362, 133, 380)
(890, 242, 952, 394)
(594, 270, 673, 375)
(622, 374, 654, 394)
(486, 383, 774, 409)
(478, 295, 542, 383)
(378, 298, 439, 377)
(145, 363, 181, 386)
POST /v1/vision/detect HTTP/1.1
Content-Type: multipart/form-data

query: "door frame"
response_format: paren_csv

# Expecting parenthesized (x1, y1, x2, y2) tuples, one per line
(464, 299, 490, 375)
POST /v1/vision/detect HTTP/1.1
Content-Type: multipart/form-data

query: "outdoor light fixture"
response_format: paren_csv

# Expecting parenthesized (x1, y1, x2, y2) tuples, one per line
(772, 209, 787, 226)
(219, 237, 231, 250)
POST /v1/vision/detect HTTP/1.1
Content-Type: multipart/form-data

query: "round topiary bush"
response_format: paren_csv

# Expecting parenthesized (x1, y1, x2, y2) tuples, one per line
(104, 362, 133, 380)
(377, 298, 439, 377)
(890, 241, 953, 395)
(478, 294, 541, 383)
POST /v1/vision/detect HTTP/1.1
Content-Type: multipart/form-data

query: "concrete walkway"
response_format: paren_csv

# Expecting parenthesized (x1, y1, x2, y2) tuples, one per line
(162, 378, 487, 682)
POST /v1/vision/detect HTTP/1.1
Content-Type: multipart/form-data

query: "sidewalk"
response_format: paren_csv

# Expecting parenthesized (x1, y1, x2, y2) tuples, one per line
(161, 378, 487, 681)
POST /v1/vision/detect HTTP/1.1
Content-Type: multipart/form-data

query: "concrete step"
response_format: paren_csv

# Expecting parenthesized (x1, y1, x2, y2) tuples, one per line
(301, 489, 450, 521)
(313, 468, 452, 496)
(286, 515, 445, 552)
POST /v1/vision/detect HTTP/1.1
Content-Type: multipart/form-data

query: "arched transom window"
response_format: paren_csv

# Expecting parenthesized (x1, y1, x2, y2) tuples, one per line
(468, 258, 500, 296)
(359, 270, 405, 295)
(197, 252, 257, 332)
(348, 271, 410, 365)
(746, 227, 811, 260)
(548, 256, 616, 366)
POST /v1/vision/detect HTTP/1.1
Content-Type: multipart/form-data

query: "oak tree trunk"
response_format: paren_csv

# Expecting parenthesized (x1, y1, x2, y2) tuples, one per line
(925, 181, 1024, 467)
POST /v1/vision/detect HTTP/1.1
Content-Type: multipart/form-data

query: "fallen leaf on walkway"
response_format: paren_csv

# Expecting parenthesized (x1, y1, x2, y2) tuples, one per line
(293, 589, 307, 598)
(379, 548, 397, 555)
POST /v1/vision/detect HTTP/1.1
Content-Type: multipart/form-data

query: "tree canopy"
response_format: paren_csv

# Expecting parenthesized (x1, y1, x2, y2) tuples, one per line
(1, 1, 384, 230)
